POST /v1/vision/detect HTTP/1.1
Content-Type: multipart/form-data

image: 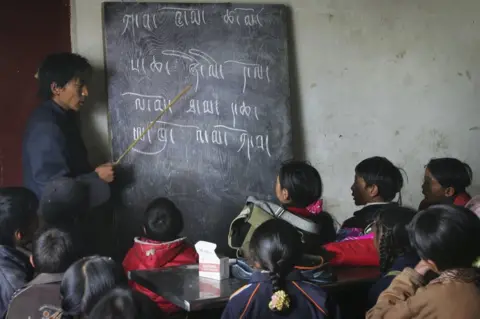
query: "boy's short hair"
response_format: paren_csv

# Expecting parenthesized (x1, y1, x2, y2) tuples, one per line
(37, 53, 92, 100)
(409, 205, 480, 271)
(0, 187, 38, 246)
(426, 158, 472, 194)
(278, 160, 322, 207)
(32, 226, 81, 273)
(355, 156, 404, 202)
(144, 198, 183, 242)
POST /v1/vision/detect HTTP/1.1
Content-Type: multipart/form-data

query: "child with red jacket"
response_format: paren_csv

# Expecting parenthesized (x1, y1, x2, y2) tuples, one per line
(123, 198, 198, 313)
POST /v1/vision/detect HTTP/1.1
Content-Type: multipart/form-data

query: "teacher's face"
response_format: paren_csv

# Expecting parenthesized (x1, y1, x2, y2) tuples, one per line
(52, 77, 88, 111)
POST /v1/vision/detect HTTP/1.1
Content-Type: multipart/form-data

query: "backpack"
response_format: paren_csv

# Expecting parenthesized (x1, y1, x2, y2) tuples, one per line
(228, 196, 322, 257)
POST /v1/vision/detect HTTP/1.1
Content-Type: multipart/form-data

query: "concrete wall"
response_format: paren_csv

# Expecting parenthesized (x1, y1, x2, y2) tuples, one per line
(71, 0, 480, 222)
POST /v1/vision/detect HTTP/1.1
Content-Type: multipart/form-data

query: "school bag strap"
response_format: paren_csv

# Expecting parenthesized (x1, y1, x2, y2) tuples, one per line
(228, 196, 322, 256)
(245, 196, 321, 234)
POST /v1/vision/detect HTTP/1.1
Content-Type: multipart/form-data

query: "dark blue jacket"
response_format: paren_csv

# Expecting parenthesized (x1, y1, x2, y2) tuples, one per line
(0, 246, 34, 318)
(22, 100, 97, 199)
(221, 271, 338, 319)
(367, 252, 420, 308)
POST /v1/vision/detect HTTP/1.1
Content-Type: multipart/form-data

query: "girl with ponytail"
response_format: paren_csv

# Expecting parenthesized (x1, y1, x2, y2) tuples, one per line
(367, 206, 419, 307)
(222, 219, 338, 319)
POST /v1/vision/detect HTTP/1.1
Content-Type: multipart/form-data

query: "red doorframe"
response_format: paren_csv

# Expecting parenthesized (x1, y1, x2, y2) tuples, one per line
(0, 0, 71, 186)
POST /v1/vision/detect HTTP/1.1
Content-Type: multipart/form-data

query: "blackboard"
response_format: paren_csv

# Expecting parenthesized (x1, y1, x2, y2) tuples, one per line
(103, 2, 293, 254)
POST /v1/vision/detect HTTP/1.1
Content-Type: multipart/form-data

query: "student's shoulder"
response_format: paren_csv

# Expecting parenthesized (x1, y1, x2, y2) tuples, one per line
(229, 283, 258, 301)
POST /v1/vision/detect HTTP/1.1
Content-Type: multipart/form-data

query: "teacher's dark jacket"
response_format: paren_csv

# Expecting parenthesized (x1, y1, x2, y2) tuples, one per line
(22, 100, 109, 203)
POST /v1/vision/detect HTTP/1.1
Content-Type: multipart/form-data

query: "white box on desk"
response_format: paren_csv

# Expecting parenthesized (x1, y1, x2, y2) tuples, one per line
(195, 241, 229, 280)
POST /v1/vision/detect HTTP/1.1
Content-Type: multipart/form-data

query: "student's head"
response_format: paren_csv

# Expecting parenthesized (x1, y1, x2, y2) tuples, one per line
(249, 219, 302, 313)
(422, 158, 473, 204)
(61, 256, 127, 318)
(372, 206, 417, 272)
(32, 226, 81, 274)
(37, 52, 92, 111)
(409, 205, 480, 272)
(40, 178, 89, 227)
(276, 160, 322, 208)
(88, 288, 137, 319)
(0, 187, 39, 247)
(143, 197, 183, 242)
(352, 156, 404, 205)
(466, 196, 480, 218)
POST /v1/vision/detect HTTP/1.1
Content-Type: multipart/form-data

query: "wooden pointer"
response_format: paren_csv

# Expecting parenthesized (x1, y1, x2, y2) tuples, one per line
(114, 85, 192, 165)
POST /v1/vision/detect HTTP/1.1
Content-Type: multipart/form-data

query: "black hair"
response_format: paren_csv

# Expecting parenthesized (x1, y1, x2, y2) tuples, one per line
(249, 219, 302, 313)
(60, 256, 127, 318)
(373, 206, 417, 273)
(32, 226, 81, 273)
(355, 156, 404, 202)
(0, 187, 38, 246)
(426, 158, 473, 194)
(308, 212, 337, 247)
(409, 205, 480, 271)
(88, 288, 137, 319)
(278, 160, 322, 208)
(144, 198, 183, 242)
(37, 52, 92, 100)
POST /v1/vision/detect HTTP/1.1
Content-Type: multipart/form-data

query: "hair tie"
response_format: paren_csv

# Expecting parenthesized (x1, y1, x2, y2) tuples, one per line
(306, 199, 323, 215)
(269, 290, 290, 312)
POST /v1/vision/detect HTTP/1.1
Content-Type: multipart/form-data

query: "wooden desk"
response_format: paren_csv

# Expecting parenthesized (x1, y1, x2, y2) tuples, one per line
(131, 265, 380, 312)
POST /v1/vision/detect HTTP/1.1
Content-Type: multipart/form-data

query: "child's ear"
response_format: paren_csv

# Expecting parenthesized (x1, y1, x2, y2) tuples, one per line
(444, 187, 455, 198)
(368, 184, 379, 198)
(14, 230, 23, 241)
(30, 255, 35, 268)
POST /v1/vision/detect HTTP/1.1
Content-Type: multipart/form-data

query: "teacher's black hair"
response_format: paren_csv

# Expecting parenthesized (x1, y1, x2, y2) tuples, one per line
(37, 53, 92, 100)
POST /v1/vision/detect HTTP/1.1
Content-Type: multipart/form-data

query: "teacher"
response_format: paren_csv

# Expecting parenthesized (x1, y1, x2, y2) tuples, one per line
(22, 53, 114, 205)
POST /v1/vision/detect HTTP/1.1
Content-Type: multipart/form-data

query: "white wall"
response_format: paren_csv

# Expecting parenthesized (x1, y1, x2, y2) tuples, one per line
(71, 0, 480, 222)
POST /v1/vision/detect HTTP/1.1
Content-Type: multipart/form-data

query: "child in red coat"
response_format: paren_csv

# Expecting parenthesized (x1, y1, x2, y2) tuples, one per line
(123, 198, 198, 313)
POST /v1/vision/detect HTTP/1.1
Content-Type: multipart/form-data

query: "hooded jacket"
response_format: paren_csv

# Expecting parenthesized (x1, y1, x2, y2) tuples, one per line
(123, 237, 198, 313)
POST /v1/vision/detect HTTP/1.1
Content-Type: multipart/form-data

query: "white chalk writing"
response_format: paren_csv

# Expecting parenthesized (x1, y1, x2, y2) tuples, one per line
(187, 99, 220, 115)
(237, 133, 271, 160)
(196, 130, 228, 145)
(223, 8, 264, 27)
(158, 7, 206, 28)
(224, 60, 270, 93)
(122, 13, 158, 37)
(231, 101, 259, 127)
(121, 92, 173, 113)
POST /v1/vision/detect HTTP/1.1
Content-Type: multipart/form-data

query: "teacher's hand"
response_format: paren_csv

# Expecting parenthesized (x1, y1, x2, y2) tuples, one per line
(95, 163, 115, 183)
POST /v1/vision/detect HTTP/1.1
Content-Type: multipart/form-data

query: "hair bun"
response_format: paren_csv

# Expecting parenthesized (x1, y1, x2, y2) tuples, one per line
(269, 290, 290, 312)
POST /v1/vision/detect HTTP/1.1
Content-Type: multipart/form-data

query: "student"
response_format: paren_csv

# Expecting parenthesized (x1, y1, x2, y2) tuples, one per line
(88, 288, 138, 319)
(0, 187, 38, 318)
(419, 157, 473, 209)
(60, 256, 128, 318)
(123, 197, 198, 313)
(367, 206, 419, 307)
(275, 160, 336, 247)
(6, 226, 81, 319)
(222, 219, 338, 319)
(367, 205, 480, 318)
(341, 156, 404, 232)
